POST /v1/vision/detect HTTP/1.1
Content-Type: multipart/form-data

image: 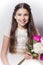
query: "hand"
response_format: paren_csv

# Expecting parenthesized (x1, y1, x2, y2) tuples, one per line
(25, 52, 33, 59)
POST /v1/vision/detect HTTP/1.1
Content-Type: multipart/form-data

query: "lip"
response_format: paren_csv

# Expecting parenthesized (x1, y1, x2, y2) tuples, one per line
(20, 21, 26, 24)
(20, 20, 26, 23)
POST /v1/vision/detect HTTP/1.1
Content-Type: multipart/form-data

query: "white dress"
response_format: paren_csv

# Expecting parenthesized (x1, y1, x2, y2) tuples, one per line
(0, 27, 43, 65)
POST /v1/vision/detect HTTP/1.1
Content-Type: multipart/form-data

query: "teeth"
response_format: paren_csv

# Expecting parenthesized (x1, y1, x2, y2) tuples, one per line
(21, 21, 25, 22)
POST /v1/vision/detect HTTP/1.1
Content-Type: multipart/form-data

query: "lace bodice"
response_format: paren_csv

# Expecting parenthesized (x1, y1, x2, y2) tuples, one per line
(15, 28, 28, 53)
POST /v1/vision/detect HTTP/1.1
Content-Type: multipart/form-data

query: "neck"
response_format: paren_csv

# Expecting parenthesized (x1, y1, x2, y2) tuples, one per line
(18, 24, 27, 30)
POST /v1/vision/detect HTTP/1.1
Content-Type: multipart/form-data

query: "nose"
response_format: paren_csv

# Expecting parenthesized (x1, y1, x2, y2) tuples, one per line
(21, 15, 25, 20)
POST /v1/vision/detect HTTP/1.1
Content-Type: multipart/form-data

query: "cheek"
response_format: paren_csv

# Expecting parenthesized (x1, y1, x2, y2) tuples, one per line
(15, 16, 19, 21)
(16, 16, 21, 21)
(25, 17, 29, 23)
(25, 16, 29, 21)
(16, 17, 20, 23)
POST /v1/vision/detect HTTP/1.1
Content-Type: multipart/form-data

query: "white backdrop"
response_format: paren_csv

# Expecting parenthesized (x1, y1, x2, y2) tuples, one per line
(0, 0, 43, 52)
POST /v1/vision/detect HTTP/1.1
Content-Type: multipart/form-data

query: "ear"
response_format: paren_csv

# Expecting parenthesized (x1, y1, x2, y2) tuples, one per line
(14, 15, 16, 19)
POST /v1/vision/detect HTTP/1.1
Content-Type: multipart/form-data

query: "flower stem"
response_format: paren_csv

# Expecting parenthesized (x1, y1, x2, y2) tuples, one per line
(17, 58, 25, 65)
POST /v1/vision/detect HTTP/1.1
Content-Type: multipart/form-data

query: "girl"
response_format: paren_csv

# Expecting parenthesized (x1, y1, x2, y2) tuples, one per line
(1, 3, 41, 65)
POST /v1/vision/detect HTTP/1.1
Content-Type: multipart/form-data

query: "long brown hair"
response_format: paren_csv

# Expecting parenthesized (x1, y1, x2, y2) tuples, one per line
(9, 3, 38, 53)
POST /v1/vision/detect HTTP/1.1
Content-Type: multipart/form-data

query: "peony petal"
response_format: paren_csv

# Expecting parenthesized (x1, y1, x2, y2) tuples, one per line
(40, 54, 43, 60)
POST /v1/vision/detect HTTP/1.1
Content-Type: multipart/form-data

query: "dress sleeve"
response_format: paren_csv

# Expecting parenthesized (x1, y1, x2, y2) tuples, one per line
(4, 23, 11, 38)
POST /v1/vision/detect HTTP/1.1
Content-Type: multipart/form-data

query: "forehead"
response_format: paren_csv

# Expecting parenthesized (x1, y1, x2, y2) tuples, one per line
(16, 8, 29, 14)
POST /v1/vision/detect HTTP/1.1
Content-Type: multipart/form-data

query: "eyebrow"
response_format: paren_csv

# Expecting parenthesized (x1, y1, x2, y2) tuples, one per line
(17, 13, 29, 15)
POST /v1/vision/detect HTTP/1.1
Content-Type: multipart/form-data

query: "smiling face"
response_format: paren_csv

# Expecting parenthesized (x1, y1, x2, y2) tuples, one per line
(14, 8, 29, 29)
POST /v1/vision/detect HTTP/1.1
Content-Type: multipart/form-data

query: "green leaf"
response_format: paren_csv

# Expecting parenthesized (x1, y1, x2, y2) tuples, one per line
(33, 40, 37, 44)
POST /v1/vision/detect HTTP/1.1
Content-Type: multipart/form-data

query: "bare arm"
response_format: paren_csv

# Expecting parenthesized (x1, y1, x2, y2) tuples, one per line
(1, 35, 10, 65)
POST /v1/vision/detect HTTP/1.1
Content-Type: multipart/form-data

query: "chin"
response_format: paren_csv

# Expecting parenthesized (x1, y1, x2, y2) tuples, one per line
(20, 23, 27, 27)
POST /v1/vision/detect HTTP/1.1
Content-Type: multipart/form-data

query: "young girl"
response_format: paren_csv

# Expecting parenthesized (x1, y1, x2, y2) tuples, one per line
(1, 3, 42, 65)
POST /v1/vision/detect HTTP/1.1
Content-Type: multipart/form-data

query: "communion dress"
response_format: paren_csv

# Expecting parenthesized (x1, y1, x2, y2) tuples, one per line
(0, 27, 43, 65)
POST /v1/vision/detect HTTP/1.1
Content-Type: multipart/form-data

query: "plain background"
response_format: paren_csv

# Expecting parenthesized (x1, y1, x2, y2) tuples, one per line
(0, 0, 43, 52)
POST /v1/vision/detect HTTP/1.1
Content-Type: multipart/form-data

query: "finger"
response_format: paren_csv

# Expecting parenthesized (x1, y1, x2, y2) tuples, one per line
(25, 55, 32, 59)
(26, 52, 32, 55)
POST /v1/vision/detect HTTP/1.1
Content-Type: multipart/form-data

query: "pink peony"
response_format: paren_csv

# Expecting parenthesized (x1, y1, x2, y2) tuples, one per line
(32, 35, 41, 42)
(40, 54, 43, 60)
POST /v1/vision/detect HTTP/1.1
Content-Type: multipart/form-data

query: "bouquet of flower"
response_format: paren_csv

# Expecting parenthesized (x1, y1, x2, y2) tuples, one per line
(18, 35, 43, 65)
(31, 35, 43, 60)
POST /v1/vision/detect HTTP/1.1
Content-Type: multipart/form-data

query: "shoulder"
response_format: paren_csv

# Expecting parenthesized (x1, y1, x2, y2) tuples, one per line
(4, 22, 11, 38)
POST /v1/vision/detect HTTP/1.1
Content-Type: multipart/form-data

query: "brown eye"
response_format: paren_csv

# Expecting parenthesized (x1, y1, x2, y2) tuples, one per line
(17, 14, 21, 16)
(24, 14, 29, 16)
